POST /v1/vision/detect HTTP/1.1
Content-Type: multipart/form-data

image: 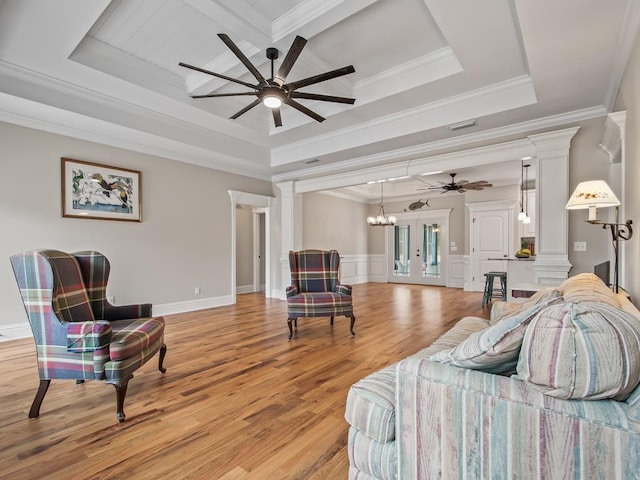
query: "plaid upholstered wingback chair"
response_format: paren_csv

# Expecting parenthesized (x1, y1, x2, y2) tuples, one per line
(10, 250, 167, 422)
(286, 249, 356, 339)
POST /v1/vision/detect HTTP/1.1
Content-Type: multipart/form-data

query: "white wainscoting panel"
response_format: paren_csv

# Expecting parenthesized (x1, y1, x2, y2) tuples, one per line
(447, 255, 466, 288)
(367, 254, 387, 283)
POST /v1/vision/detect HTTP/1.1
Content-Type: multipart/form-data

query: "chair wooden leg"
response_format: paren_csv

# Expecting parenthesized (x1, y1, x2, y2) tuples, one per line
(28, 379, 51, 418)
(330, 316, 334, 326)
(158, 343, 167, 373)
(349, 315, 356, 336)
(287, 318, 295, 339)
(76, 379, 85, 384)
(111, 379, 131, 422)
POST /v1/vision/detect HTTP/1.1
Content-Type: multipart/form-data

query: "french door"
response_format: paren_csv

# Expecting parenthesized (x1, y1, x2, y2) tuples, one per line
(387, 210, 450, 286)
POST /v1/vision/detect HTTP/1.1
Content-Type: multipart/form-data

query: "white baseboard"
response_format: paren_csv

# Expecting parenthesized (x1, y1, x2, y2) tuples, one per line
(0, 295, 234, 341)
(153, 295, 234, 316)
(0, 322, 32, 341)
(236, 284, 254, 294)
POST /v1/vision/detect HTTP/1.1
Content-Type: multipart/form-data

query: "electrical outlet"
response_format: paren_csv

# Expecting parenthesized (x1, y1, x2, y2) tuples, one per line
(574, 241, 587, 252)
(194, 287, 201, 295)
(451, 246, 458, 252)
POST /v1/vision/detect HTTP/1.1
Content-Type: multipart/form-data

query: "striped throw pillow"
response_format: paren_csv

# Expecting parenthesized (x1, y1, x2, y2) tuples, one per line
(515, 301, 640, 400)
(430, 295, 562, 374)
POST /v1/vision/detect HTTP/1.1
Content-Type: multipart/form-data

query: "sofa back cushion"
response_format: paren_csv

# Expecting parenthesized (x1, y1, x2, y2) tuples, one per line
(490, 287, 562, 325)
(430, 294, 562, 374)
(515, 301, 640, 400)
(559, 272, 620, 308)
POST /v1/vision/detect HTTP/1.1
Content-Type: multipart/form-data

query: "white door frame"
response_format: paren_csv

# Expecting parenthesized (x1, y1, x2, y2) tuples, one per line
(386, 209, 451, 285)
(228, 190, 273, 303)
(252, 207, 266, 293)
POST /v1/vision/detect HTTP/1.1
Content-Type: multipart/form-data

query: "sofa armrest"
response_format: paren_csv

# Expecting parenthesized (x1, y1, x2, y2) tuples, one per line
(67, 320, 113, 352)
(396, 357, 640, 479)
(101, 303, 152, 320)
(336, 283, 352, 296)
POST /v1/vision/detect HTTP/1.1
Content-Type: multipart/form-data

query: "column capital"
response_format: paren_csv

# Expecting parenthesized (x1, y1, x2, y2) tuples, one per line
(528, 127, 580, 155)
(275, 181, 297, 197)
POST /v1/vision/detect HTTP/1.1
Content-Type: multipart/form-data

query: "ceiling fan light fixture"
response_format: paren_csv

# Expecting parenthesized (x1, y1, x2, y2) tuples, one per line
(259, 87, 285, 108)
(263, 95, 282, 108)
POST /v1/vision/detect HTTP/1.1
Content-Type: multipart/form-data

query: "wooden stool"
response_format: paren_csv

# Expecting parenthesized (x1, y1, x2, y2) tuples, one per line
(482, 271, 507, 307)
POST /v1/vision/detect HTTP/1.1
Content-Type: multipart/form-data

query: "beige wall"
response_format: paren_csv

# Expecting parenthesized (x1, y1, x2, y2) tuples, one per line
(301, 192, 369, 254)
(235, 205, 253, 288)
(615, 29, 640, 301)
(566, 118, 612, 276)
(0, 121, 272, 327)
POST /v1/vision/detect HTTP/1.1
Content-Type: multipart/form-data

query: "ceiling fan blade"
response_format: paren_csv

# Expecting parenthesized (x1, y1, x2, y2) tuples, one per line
(229, 99, 261, 119)
(179, 62, 258, 90)
(290, 92, 355, 104)
(457, 180, 469, 184)
(272, 107, 282, 127)
(217, 33, 267, 84)
(285, 98, 325, 122)
(285, 65, 355, 91)
(191, 92, 257, 99)
(465, 182, 493, 188)
(274, 36, 307, 86)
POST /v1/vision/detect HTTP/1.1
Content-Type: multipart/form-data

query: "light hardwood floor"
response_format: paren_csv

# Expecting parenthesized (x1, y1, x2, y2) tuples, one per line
(0, 283, 486, 479)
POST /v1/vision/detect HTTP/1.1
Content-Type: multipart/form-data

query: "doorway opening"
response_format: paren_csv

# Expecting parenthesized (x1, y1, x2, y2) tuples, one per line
(228, 190, 273, 302)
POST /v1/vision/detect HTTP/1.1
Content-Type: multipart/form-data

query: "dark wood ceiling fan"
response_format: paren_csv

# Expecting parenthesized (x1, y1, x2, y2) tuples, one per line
(179, 34, 356, 127)
(418, 173, 493, 194)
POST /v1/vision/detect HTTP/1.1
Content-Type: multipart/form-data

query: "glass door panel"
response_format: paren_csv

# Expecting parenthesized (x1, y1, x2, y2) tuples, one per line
(388, 217, 446, 286)
(392, 224, 410, 278)
(421, 223, 441, 279)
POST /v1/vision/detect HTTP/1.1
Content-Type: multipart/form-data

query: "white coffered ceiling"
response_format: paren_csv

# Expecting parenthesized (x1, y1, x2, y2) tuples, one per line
(0, 0, 637, 200)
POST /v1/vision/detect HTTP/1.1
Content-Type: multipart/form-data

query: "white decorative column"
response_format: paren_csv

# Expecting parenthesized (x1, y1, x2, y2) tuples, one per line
(600, 111, 627, 287)
(275, 181, 302, 299)
(528, 127, 579, 284)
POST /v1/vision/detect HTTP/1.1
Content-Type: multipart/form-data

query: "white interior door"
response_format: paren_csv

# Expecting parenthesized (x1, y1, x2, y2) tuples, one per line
(470, 208, 511, 291)
(387, 210, 450, 286)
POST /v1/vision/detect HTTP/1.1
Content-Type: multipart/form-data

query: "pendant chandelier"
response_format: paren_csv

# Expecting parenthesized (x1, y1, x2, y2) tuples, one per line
(518, 161, 531, 224)
(367, 181, 397, 227)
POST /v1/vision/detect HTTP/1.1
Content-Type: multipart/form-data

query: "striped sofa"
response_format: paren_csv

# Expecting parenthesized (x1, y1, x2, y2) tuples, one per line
(345, 273, 640, 479)
(10, 250, 166, 422)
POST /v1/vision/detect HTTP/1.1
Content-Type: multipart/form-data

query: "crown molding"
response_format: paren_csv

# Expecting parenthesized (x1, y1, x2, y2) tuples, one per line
(600, 110, 626, 163)
(603, 0, 640, 110)
(0, 59, 267, 147)
(0, 92, 272, 180)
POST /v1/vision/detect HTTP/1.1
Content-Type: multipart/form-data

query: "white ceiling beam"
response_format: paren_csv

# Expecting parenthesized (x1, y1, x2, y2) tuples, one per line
(292, 137, 536, 194)
(271, 75, 537, 166)
(273, 0, 382, 42)
(354, 47, 462, 105)
(184, 0, 271, 46)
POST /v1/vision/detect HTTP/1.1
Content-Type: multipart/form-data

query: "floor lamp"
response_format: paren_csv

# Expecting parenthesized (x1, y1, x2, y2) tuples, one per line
(566, 180, 633, 293)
